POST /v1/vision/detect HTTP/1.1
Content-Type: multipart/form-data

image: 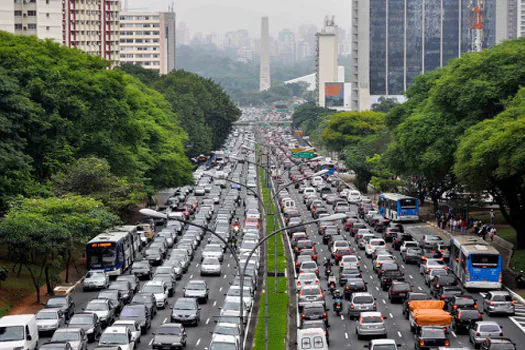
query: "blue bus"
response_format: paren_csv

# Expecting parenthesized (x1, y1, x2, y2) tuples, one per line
(320, 163, 335, 175)
(377, 193, 419, 222)
(86, 231, 135, 276)
(449, 236, 502, 289)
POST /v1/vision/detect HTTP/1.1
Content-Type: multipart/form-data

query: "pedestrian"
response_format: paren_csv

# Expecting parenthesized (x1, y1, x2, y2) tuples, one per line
(442, 217, 447, 230)
(437, 215, 442, 228)
(489, 209, 495, 226)
(460, 219, 467, 233)
(451, 218, 458, 232)
(489, 227, 497, 241)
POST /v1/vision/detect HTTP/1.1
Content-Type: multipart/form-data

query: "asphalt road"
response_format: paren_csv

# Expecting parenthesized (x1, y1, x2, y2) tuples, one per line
(38, 141, 259, 350)
(280, 168, 525, 349)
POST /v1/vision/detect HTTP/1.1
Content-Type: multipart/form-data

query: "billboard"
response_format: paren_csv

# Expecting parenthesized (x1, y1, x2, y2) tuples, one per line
(325, 82, 344, 107)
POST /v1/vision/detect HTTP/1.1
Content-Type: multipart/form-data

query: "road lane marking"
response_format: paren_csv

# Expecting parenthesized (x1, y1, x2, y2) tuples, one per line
(196, 338, 201, 346)
(219, 287, 223, 292)
(382, 299, 386, 304)
(389, 313, 393, 318)
(375, 286, 380, 291)
(163, 317, 168, 323)
(451, 331, 457, 338)
(344, 332, 348, 339)
(223, 274, 227, 279)
(206, 318, 210, 324)
(149, 339, 154, 346)
(196, 263, 200, 267)
(370, 275, 374, 279)
(418, 286, 423, 291)
(213, 301, 217, 306)
(190, 274, 193, 279)
(228, 264, 230, 268)
(340, 315, 344, 320)
(364, 264, 368, 269)
(397, 331, 402, 338)
(409, 274, 413, 279)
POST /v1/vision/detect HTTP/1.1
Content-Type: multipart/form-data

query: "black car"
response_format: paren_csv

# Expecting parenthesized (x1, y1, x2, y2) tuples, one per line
(130, 261, 153, 280)
(430, 275, 459, 297)
(402, 247, 423, 264)
(119, 304, 152, 334)
(339, 268, 362, 286)
(446, 295, 478, 312)
(130, 292, 157, 317)
(171, 298, 200, 326)
(392, 232, 413, 250)
(436, 286, 463, 304)
(380, 269, 405, 291)
(403, 292, 431, 319)
(108, 280, 133, 304)
(151, 323, 187, 349)
(388, 281, 411, 303)
(415, 327, 449, 349)
(67, 312, 102, 343)
(144, 248, 164, 266)
(300, 320, 330, 345)
(301, 304, 329, 327)
(383, 227, 400, 242)
(46, 295, 75, 320)
(343, 278, 367, 300)
(97, 290, 122, 314)
(322, 227, 339, 244)
(451, 309, 483, 334)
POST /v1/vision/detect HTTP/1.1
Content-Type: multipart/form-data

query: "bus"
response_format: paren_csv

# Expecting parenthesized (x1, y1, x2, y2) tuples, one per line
(113, 225, 141, 255)
(449, 236, 502, 289)
(377, 193, 419, 222)
(86, 231, 135, 276)
(320, 162, 335, 175)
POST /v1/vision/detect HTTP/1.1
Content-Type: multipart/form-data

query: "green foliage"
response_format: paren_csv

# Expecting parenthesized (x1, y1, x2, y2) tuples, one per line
(151, 70, 241, 157)
(117, 63, 160, 85)
(292, 103, 335, 137)
(0, 32, 193, 210)
(0, 266, 7, 282)
(371, 96, 400, 113)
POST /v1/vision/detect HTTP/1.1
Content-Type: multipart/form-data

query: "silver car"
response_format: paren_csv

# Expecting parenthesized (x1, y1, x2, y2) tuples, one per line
(482, 291, 515, 316)
(50, 328, 88, 350)
(36, 308, 66, 335)
(298, 285, 326, 310)
(83, 270, 109, 291)
(355, 311, 387, 339)
(469, 321, 503, 347)
(348, 292, 377, 319)
(200, 257, 222, 276)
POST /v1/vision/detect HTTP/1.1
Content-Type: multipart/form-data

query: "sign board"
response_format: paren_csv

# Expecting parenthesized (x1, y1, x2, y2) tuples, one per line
(294, 130, 303, 135)
(292, 152, 315, 159)
(291, 148, 314, 153)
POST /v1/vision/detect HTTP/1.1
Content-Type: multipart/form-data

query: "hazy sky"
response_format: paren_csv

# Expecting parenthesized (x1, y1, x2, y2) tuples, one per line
(126, 0, 350, 37)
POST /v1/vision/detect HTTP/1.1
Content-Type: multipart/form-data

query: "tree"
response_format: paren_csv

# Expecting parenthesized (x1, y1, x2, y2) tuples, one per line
(0, 196, 120, 302)
(454, 88, 525, 248)
(117, 63, 160, 85)
(292, 103, 335, 136)
(371, 96, 399, 113)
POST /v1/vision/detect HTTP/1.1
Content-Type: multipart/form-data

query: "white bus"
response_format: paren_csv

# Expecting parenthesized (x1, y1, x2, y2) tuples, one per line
(86, 231, 135, 276)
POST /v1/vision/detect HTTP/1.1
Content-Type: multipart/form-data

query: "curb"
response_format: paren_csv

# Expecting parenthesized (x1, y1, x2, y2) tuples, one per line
(505, 286, 525, 305)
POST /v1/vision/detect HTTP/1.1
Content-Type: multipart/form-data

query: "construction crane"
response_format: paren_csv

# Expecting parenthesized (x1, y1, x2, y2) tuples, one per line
(468, 0, 484, 52)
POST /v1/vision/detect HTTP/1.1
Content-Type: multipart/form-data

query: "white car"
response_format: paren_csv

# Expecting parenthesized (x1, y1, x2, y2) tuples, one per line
(296, 272, 319, 291)
(348, 190, 362, 204)
(201, 257, 222, 276)
(112, 320, 141, 344)
(225, 286, 253, 310)
(400, 241, 419, 253)
(141, 281, 168, 308)
(365, 239, 387, 257)
(339, 255, 360, 269)
(98, 326, 135, 350)
(209, 334, 240, 350)
(83, 270, 109, 291)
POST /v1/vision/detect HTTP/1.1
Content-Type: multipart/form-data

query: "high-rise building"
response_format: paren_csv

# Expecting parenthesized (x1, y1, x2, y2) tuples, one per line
(119, 11, 176, 75)
(316, 17, 339, 107)
(259, 17, 271, 91)
(0, 0, 62, 42)
(516, 0, 525, 37)
(277, 28, 296, 62)
(352, 0, 513, 111)
(63, 0, 120, 66)
(176, 22, 190, 46)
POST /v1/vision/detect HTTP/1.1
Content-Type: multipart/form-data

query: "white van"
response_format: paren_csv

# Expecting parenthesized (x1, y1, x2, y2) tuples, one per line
(297, 328, 328, 350)
(0, 314, 39, 350)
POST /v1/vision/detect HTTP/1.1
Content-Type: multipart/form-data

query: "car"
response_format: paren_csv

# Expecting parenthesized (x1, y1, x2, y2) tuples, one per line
(451, 309, 483, 334)
(400, 241, 419, 253)
(339, 267, 362, 286)
(436, 286, 463, 304)
(171, 297, 200, 326)
(84, 299, 115, 328)
(300, 320, 330, 345)
(116, 275, 139, 294)
(299, 261, 319, 277)
(68, 313, 102, 343)
(348, 292, 376, 319)
(97, 290, 122, 314)
(401, 247, 423, 264)
(39, 342, 74, 350)
(152, 273, 176, 297)
(333, 248, 354, 262)
(339, 255, 360, 270)
(419, 258, 447, 275)
(207, 334, 239, 350)
(430, 274, 459, 297)
(144, 247, 164, 265)
(425, 268, 449, 287)
(46, 295, 75, 320)
(388, 281, 412, 303)
(213, 322, 241, 345)
(119, 304, 152, 334)
(151, 323, 187, 349)
(419, 248, 443, 265)
(373, 255, 396, 273)
(380, 267, 404, 291)
(482, 291, 515, 316)
(141, 281, 168, 309)
(343, 278, 367, 300)
(295, 255, 314, 273)
(446, 295, 478, 312)
(469, 321, 504, 348)
(300, 304, 329, 327)
(130, 261, 153, 280)
(296, 273, 320, 291)
(200, 257, 222, 276)
(480, 337, 517, 350)
(415, 327, 450, 349)
(83, 271, 109, 291)
(383, 227, 400, 242)
(130, 292, 157, 317)
(225, 286, 253, 310)
(366, 339, 400, 350)
(108, 280, 134, 304)
(402, 292, 431, 318)
(355, 312, 387, 339)
(298, 285, 326, 310)
(98, 326, 135, 350)
(420, 235, 445, 249)
(50, 328, 88, 350)
(112, 320, 142, 344)
(36, 308, 66, 335)
(183, 280, 209, 303)
(392, 232, 413, 250)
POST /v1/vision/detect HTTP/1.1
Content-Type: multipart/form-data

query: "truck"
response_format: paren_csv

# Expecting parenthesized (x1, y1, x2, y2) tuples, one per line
(408, 300, 452, 333)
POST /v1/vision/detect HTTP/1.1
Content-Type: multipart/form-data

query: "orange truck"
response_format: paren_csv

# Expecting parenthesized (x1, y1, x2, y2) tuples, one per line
(408, 300, 452, 333)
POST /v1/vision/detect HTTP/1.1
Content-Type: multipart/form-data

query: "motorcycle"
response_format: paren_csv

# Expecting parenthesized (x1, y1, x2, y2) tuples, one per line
(333, 290, 343, 315)
(232, 224, 240, 234)
(325, 265, 332, 278)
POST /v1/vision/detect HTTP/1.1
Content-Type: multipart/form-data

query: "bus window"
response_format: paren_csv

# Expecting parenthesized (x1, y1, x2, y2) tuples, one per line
(471, 254, 499, 267)
(399, 198, 417, 209)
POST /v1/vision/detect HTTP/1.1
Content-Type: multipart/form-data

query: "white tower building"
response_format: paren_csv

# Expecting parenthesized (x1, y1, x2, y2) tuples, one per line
(259, 16, 271, 91)
(316, 16, 339, 107)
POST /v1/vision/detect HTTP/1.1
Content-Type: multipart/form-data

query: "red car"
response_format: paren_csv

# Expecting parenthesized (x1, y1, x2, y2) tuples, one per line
(173, 206, 191, 219)
(245, 217, 260, 229)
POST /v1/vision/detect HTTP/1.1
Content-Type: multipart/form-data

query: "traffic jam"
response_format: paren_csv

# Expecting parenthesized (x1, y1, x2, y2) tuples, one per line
(16, 128, 261, 350)
(263, 128, 525, 350)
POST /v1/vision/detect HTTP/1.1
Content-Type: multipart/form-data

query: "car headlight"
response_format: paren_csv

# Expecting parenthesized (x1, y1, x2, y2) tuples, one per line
(86, 328, 94, 334)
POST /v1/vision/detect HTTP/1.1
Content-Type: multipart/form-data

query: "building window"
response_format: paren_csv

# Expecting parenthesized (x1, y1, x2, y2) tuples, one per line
(27, 10, 36, 16)
(28, 23, 36, 29)
(46, 13, 50, 18)
(15, 24, 22, 30)
(46, 26, 50, 31)
(14, 10, 22, 16)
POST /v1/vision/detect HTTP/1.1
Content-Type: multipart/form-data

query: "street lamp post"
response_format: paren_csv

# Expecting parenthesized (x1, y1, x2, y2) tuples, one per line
(139, 208, 346, 350)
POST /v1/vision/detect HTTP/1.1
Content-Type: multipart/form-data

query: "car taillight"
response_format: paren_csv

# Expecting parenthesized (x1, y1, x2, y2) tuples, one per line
(315, 280, 319, 285)
(315, 270, 319, 274)
(345, 286, 349, 290)
(441, 296, 446, 299)
(489, 301, 494, 305)
(500, 332, 504, 336)
(512, 300, 516, 305)
(445, 340, 450, 346)
(350, 303, 354, 309)
(359, 273, 362, 277)
(372, 303, 377, 310)
(302, 313, 305, 319)
(337, 302, 341, 306)
(323, 312, 327, 317)
(297, 282, 301, 286)
(367, 245, 371, 249)
(341, 274, 345, 278)
(419, 340, 425, 346)
(436, 284, 440, 288)
(474, 304, 478, 308)
(453, 305, 457, 309)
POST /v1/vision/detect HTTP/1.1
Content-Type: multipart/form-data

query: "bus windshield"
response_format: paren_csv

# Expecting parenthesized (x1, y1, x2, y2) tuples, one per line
(399, 198, 417, 209)
(471, 254, 499, 267)
(87, 243, 116, 268)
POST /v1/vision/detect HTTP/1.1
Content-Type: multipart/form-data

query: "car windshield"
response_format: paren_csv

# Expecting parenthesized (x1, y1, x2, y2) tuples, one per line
(361, 315, 383, 323)
(353, 296, 374, 303)
(37, 311, 58, 320)
(133, 263, 149, 269)
(157, 326, 181, 335)
(420, 328, 445, 338)
(99, 292, 117, 299)
(373, 345, 397, 350)
(121, 307, 144, 317)
(492, 294, 512, 302)
(210, 343, 236, 350)
(142, 285, 164, 293)
(99, 332, 129, 345)
(302, 288, 320, 296)
(86, 271, 105, 278)
(187, 282, 205, 290)
(175, 300, 196, 310)
(459, 310, 481, 319)
(47, 298, 66, 307)
(52, 331, 79, 342)
(392, 284, 411, 291)
(0, 326, 24, 342)
(214, 325, 239, 336)
(86, 302, 108, 311)
(69, 316, 92, 325)
(480, 324, 501, 332)
(488, 343, 516, 350)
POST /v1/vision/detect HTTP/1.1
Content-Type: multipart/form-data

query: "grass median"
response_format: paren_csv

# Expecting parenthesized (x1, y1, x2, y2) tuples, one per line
(253, 167, 288, 350)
